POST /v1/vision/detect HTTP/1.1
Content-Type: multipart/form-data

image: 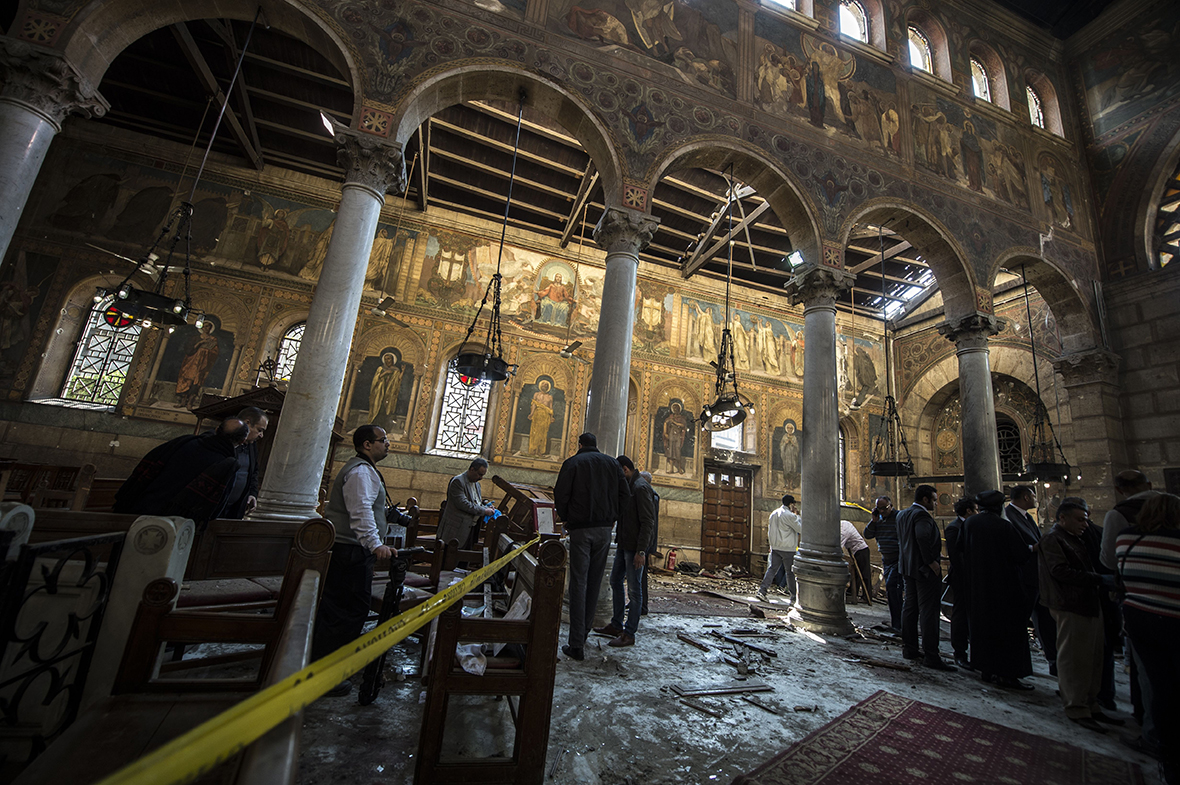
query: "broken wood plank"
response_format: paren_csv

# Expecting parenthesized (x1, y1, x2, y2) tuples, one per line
(843, 656, 912, 672)
(677, 632, 713, 652)
(709, 631, 778, 657)
(679, 697, 724, 718)
(740, 694, 780, 715)
(670, 680, 772, 697)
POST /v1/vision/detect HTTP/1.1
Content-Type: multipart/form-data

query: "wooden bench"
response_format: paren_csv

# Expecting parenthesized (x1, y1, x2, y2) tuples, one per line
(415, 535, 566, 784)
(0, 461, 96, 510)
(12, 518, 333, 785)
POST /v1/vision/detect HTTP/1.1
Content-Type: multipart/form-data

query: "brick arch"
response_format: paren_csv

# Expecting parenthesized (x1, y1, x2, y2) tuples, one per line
(59, 0, 360, 110)
(645, 139, 823, 269)
(905, 9, 952, 84)
(987, 248, 1099, 355)
(389, 62, 624, 208)
(840, 199, 978, 322)
(967, 39, 1010, 110)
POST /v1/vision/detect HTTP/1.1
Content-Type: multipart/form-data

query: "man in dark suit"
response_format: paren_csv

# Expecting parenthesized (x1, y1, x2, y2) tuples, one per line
(224, 406, 268, 518)
(1006, 484, 1058, 674)
(945, 497, 976, 670)
(897, 484, 955, 671)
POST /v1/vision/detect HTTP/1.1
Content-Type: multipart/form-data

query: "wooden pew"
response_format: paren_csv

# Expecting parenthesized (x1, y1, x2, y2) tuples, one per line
(12, 518, 333, 785)
(414, 536, 566, 785)
(0, 462, 96, 510)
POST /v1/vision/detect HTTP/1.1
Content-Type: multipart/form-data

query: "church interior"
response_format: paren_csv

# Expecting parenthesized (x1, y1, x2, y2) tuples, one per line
(0, 0, 1178, 780)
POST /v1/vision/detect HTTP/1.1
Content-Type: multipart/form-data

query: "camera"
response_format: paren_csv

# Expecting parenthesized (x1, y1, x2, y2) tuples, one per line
(386, 505, 414, 527)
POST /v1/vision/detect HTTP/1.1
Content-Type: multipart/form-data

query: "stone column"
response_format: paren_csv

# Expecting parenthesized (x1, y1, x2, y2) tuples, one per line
(938, 314, 1006, 497)
(0, 37, 107, 268)
(1054, 348, 1124, 513)
(784, 264, 855, 634)
(253, 131, 404, 521)
(586, 206, 658, 457)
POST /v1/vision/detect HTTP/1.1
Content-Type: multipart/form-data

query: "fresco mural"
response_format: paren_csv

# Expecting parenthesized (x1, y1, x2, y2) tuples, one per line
(513, 375, 567, 458)
(682, 298, 805, 378)
(0, 251, 59, 382)
(350, 346, 417, 437)
(1035, 152, 1077, 230)
(753, 22, 902, 158)
(633, 282, 673, 354)
(910, 85, 1030, 210)
(551, 0, 740, 97)
(652, 396, 696, 476)
(144, 315, 234, 410)
(770, 416, 802, 492)
(837, 333, 883, 409)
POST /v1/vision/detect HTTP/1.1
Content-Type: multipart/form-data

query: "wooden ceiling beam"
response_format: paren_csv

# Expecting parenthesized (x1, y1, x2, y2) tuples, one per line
(416, 120, 430, 213)
(242, 51, 350, 87)
(847, 238, 913, 274)
(206, 20, 263, 167)
(466, 100, 582, 148)
(430, 117, 583, 177)
(430, 147, 572, 202)
(560, 163, 598, 248)
(430, 173, 566, 221)
(683, 196, 767, 278)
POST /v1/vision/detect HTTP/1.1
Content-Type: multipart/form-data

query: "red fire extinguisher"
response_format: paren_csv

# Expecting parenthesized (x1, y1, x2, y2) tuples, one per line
(665, 548, 677, 570)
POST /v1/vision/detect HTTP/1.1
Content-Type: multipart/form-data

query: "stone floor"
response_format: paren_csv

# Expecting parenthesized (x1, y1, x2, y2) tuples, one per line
(296, 574, 1163, 784)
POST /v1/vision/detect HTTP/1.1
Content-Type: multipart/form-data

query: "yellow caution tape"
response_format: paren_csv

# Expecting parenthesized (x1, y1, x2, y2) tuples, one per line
(843, 501, 874, 515)
(96, 535, 543, 785)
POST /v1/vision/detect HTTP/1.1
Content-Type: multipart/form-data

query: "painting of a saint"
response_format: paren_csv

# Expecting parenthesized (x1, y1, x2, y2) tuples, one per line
(689, 300, 719, 360)
(513, 376, 565, 457)
(368, 350, 405, 431)
(365, 228, 396, 291)
(256, 208, 290, 267)
(753, 316, 780, 374)
(529, 379, 555, 454)
(654, 399, 694, 475)
(774, 419, 802, 491)
(175, 321, 221, 409)
(730, 312, 751, 371)
(789, 326, 805, 377)
(534, 272, 576, 326)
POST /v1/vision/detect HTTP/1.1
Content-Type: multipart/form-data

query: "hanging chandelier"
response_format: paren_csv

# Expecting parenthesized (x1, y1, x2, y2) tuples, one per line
(451, 90, 527, 385)
(869, 223, 914, 477)
(93, 9, 264, 333)
(701, 166, 754, 432)
(1018, 263, 1071, 483)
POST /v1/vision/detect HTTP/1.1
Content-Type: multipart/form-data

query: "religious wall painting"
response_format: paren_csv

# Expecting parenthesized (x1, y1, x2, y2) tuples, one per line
(237, 194, 337, 276)
(837, 333, 883, 409)
(693, 303, 803, 378)
(1077, 2, 1180, 140)
(144, 314, 235, 410)
(751, 22, 902, 158)
(512, 375, 567, 458)
(531, 260, 578, 330)
(0, 251, 60, 384)
(770, 415, 802, 493)
(415, 230, 485, 309)
(910, 86, 1030, 210)
(633, 282, 673, 354)
(47, 172, 123, 235)
(473, 0, 527, 20)
(351, 346, 417, 438)
(1035, 152, 1078, 232)
(553, 0, 740, 97)
(995, 296, 1062, 357)
(683, 297, 722, 362)
(933, 397, 962, 472)
(652, 394, 697, 477)
(363, 224, 417, 294)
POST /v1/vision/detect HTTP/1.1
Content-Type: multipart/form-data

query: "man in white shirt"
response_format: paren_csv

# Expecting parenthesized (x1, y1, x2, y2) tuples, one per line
(312, 424, 395, 696)
(757, 494, 801, 602)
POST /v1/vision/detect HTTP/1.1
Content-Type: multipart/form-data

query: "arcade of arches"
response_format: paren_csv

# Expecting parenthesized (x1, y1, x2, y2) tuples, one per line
(0, 0, 1178, 773)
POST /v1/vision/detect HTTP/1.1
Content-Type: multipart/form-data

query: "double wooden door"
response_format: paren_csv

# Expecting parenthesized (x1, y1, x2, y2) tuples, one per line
(700, 464, 752, 570)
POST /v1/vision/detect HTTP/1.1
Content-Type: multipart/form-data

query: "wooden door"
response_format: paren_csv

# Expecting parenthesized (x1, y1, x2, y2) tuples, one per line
(701, 465, 752, 570)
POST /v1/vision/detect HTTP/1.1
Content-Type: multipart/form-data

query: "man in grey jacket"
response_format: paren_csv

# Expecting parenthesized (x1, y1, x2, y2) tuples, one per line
(437, 457, 497, 548)
(595, 455, 656, 648)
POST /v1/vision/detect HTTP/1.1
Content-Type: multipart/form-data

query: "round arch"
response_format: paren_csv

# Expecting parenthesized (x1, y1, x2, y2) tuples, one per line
(1139, 126, 1180, 271)
(58, 0, 361, 112)
(986, 248, 1099, 355)
(645, 140, 823, 268)
(840, 199, 978, 321)
(389, 62, 624, 207)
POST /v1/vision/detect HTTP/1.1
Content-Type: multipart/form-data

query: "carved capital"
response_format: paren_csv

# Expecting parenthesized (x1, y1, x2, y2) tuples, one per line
(335, 128, 405, 195)
(0, 37, 108, 127)
(1053, 347, 1121, 388)
(783, 264, 856, 308)
(593, 206, 659, 256)
(938, 313, 1006, 351)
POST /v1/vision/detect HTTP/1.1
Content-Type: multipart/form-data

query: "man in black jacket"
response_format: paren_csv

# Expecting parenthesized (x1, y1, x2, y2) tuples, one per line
(945, 497, 976, 670)
(897, 484, 955, 671)
(595, 456, 656, 647)
(225, 406, 268, 518)
(554, 432, 630, 661)
(864, 494, 901, 631)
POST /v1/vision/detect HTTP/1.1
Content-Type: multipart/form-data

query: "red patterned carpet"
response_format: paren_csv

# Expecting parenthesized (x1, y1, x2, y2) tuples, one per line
(734, 691, 1144, 785)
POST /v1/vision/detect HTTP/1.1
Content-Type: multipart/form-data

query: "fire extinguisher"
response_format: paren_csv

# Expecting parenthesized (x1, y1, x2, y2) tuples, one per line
(665, 548, 677, 570)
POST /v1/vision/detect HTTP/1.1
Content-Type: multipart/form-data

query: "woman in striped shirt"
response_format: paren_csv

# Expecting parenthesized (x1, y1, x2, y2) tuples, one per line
(1116, 492, 1179, 785)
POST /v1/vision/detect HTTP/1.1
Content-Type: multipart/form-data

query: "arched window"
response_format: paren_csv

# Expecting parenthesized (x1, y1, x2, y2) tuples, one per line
(970, 58, 991, 102)
(908, 26, 933, 73)
(432, 364, 493, 457)
(839, 0, 868, 43)
(1027, 86, 1044, 129)
(274, 322, 305, 381)
(838, 426, 847, 500)
(60, 297, 142, 407)
(1154, 157, 1180, 268)
(996, 420, 1023, 476)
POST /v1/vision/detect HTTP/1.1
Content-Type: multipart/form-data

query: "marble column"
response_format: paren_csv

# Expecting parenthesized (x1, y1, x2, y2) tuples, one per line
(938, 314, 1006, 497)
(0, 37, 107, 268)
(1054, 348, 1124, 514)
(784, 264, 855, 635)
(253, 130, 404, 521)
(585, 206, 658, 457)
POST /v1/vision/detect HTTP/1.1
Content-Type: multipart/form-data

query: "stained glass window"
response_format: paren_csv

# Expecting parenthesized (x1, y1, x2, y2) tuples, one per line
(1154, 158, 1180, 268)
(433, 364, 492, 457)
(838, 427, 847, 500)
(61, 297, 142, 406)
(839, 1, 868, 43)
(997, 421, 1023, 475)
(971, 58, 991, 102)
(908, 27, 932, 73)
(1027, 86, 1044, 128)
(275, 322, 304, 381)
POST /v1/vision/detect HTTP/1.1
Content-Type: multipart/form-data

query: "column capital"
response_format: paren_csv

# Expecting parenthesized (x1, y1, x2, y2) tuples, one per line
(938, 313, 1006, 350)
(1053, 347, 1121, 388)
(335, 128, 405, 197)
(593, 206, 659, 256)
(0, 37, 108, 128)
(783, 264, 855, 308)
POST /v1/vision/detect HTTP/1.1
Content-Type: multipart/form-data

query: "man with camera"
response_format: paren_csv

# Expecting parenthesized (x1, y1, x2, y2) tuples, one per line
(312, 424, 398, 696)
